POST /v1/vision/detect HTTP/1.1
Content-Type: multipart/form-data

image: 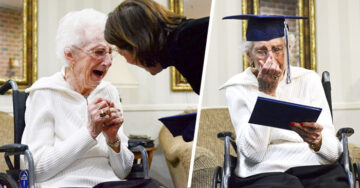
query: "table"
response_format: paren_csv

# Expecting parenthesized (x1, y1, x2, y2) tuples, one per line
(132, 147, 157, 169)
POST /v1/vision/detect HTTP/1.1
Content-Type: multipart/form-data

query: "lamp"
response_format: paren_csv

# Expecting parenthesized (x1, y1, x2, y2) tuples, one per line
(7, 57, 20, 78)
(104, 52, 139, 89)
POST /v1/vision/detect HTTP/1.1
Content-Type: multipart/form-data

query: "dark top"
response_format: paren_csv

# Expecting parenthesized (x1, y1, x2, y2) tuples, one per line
(159, 17, 209, 94)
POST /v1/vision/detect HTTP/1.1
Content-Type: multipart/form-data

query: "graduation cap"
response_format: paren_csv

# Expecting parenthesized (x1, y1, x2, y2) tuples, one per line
(159, 113, 197, 142)
(223, 14, 307, 84)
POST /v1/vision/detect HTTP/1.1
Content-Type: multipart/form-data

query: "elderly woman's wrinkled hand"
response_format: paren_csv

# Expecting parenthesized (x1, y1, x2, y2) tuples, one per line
(257, 56, 282, 96)
(102, 101, 124, 144)
(290, 122, 323, 151)
(88, 98, 112, 139)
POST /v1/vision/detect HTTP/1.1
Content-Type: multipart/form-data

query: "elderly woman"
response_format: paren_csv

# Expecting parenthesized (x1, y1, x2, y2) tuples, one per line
(21, 9, 134, 187)
(105, 0, 208, 94)
(221, 15, 348, 187)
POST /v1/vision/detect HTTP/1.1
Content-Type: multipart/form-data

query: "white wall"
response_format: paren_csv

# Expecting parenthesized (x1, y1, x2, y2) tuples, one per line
(201, 0, 243, 107)
(0, 0, 200, 187)
(201, 0, 360, 145)
(316, 0, 360, 145)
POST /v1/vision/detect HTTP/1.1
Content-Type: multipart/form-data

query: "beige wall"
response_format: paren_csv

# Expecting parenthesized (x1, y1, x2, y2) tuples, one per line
(0, 7, 23, 78)
(0, 0, 202, 187)
(316, 0, 360, 145)
(201, 0, 360, 145)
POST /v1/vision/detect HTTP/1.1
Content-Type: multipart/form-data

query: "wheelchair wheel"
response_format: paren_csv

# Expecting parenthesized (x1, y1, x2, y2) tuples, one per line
(0, 173, 18, 188)
(354, 163, 360, 184)
(212, 166, 222, 188)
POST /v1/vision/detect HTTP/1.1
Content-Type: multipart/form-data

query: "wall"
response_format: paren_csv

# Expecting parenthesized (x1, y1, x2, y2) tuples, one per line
(0, 7, 23, 78)
(201, 0, 243, 107)
(201, 0, 360, 145)
(0, 0, 200, 187)
(315, 0, 360, 145)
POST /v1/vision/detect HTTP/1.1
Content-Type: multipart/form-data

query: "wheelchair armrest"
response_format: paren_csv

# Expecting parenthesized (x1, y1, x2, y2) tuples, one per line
(0, 144, 35, 188)
(0, 80, 18, 94)
(128, 145, 149, 179)
(337, 127, 355, 187)
(336, 127, 354, 140)
(0, 144, 28, 153)
(217, 131, 235, 140)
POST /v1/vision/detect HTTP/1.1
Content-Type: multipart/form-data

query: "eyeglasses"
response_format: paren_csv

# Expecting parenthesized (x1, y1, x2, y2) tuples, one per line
(255, 46, 285, 59)
(72, 45, 115, 60)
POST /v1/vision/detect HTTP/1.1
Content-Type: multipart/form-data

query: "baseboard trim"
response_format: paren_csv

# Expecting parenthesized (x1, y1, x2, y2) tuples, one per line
(333, 102, 360, 110)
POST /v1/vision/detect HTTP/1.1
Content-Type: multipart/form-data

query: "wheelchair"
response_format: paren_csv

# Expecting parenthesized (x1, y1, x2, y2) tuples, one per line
(212, 71, 360, 188)
(0, 80, 151, 188)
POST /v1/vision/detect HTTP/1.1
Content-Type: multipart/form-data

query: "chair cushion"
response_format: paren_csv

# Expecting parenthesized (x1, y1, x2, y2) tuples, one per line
(0, 111, 14, 172)
(349, 143, 360, 164)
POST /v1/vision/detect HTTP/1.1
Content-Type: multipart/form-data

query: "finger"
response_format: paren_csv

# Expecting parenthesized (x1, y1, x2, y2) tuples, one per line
(110, 110, 121, 117)
(96, 100, 109, 110)
(100, 106, 111, 114)
(88, 104, 97, 112)
(268, 62, 277, 75)
(301, 122, 323, 131)
(92, 115, 104, 125)
(93, 98, 104, 104)
(109, 107, 120, 113)
(109, 117, 124, 125)
(262, 58, 272, 75)
(293, 124, 314, 136)
(103, 99, 113, 106)
(290, 122, 301, 126)
(258, 60, 265, 69)
(274, 63, 282, 75)
(301, 127, 321, 136)
(291, 125, 319, 142)
(292, 127, 314, 142)
(302, 137, 314, 144)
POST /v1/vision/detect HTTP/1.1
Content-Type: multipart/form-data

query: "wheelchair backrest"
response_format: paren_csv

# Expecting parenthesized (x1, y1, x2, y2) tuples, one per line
(12, 90, 28, 145)
(321, 71, 333, 119)
(0, 80, 29, 170)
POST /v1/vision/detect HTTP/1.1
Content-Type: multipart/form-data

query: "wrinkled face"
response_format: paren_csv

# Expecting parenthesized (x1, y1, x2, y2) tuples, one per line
(117, 49, 163, 75)
(69, 40, 113, 88)
(248, 37, 287, 75)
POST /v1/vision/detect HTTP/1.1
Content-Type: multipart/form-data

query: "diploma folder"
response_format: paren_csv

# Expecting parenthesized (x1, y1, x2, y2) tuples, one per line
(158, 113, 196, 142)
(249, 97, 322, 130)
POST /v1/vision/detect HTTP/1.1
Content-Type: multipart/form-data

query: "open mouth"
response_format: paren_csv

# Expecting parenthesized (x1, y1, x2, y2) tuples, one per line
(93, 70, 104, 77)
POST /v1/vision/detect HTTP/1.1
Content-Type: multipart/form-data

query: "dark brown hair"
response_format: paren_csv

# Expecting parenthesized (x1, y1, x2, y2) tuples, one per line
(105, 0, 185, 67)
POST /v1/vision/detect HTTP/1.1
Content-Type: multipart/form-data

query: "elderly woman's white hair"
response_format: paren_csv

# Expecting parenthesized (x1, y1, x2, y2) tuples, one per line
(56, 8, 107, 64)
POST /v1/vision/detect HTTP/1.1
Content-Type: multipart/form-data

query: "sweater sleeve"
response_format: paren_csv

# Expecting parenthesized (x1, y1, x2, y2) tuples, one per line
(106, 86, 134, 179)
(22, 90, 97, 182)
(308, 73, 342, 163)
(226, 86, 272, 163)
(108, 126, 134, 179)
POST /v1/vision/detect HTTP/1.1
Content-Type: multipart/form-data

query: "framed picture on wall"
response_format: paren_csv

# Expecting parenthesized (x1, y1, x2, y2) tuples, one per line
(0, 0, 38, 90)
(168, 0, 212, 92)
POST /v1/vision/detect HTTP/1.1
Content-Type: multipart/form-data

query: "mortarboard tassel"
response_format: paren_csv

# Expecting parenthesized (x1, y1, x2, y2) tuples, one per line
(284, 21, 291, 84)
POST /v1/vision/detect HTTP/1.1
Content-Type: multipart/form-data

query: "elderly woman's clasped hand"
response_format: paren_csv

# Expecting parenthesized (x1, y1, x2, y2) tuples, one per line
(88, 98, 124, 143)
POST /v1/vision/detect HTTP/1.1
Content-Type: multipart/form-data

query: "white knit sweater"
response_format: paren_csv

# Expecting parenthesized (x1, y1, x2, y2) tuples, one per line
(21, 69, 134, 187)
(221, 67, 342, 178)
